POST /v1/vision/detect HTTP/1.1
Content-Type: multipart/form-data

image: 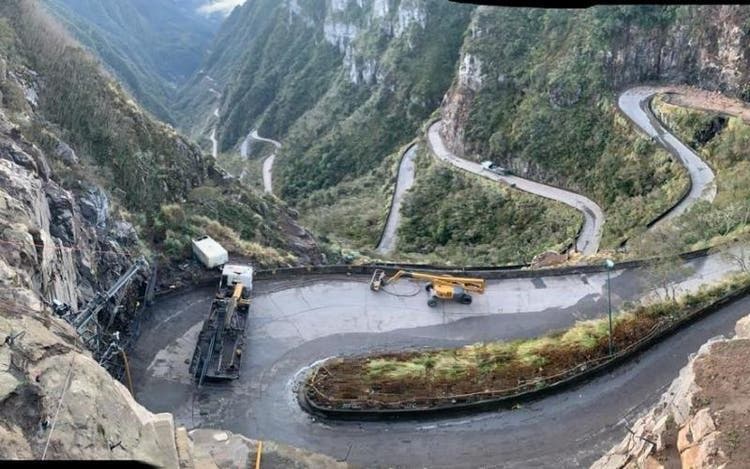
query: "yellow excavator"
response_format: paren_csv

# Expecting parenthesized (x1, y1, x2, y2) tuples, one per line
(369, 269, 486, 307)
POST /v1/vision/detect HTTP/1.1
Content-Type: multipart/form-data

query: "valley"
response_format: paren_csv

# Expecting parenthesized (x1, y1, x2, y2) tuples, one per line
(3, 1, 750, 468)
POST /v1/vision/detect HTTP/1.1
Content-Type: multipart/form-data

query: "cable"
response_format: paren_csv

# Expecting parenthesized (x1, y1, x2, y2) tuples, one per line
(41, 352, 76, 460)
(381, 284, 422, 298)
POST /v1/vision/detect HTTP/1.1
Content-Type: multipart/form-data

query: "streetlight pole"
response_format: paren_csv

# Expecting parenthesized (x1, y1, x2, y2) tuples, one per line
(605, 259, 615, 356)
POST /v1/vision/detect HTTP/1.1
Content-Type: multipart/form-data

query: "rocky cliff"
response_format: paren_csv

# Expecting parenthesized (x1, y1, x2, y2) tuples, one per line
(593, 313, 750, 468)
(0, 3, 331, 464)
(0, 292, 346, 467)
(439, 5, 750, 247)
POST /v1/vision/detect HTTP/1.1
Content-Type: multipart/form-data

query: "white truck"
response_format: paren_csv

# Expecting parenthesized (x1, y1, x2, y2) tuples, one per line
(192, 236, 228, 269)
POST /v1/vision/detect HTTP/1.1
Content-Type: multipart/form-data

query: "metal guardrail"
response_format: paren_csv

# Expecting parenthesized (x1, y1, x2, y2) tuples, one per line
(616, 91, 695, 248)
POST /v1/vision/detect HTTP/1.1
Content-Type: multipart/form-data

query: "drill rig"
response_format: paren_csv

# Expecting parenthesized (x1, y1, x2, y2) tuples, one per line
(369, 269, 486, 307)
(189, 264, 253, 384)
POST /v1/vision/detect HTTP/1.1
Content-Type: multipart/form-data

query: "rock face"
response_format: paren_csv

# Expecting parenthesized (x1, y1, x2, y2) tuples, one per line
(441, 5, 750, 160)
(0, 85, 339, 467)
(592, 314, 750, 468)
(0, 299, 346, 467)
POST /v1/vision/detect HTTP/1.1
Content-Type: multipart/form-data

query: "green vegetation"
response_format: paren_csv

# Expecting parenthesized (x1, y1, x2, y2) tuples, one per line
(459, 6, 692, 248)
(298, 150, 400, 251)
(0, 0, 307, 267)
(152, 204, 294, 266)
(307, 272, 750, 409)
(649, 96, 750, 249)
(179, 0, 473, 202)
(395, 147, 582, 265)
(276, 1, 473, 202)
(216, 140, 275, 190)
(175, 0, 343, 143)
(42, 0, 219, 122)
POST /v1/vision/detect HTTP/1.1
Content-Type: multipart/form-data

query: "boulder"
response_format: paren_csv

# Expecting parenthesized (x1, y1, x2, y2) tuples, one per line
(78, 185, 109, 231)
(53, 141, 78, 165)
(531, 250, 568, 268)
(110, 220, 137, 246)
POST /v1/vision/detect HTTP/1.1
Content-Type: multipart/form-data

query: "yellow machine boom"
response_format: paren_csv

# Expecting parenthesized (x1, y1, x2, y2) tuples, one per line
(369, 269, 486, 307)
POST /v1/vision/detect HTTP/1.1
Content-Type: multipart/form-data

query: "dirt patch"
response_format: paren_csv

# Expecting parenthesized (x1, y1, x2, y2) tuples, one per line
(660, 85, 750, 124)
(693, 339, 750, 466)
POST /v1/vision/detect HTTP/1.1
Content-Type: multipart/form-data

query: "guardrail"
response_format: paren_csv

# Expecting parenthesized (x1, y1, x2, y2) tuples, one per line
(374, 140, 419, 251)
(151, 244, 717, 299)
(298, 280, 750, 420)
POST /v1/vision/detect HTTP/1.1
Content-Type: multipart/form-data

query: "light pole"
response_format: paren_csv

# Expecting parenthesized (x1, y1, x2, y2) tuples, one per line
(605, 259, 615, 356)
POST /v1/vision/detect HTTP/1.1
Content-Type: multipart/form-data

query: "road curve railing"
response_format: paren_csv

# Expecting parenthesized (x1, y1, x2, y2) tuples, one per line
(376, 142, 419, 254)
(617, 86, 716, 230)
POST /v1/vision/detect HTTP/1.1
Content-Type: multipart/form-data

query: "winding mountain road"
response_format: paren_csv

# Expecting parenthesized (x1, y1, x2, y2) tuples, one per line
(209, 108, 219, 159)
(428, 121, 604, 255)
(241, 129, 281, 194)
(376, 143, 418, 254)
(618, 86, 717, 226)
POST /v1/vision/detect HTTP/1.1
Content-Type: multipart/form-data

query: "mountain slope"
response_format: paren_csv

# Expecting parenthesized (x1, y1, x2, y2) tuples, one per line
(41, 0, 220, 122)
(178, 3, 750, 263)
(179, 0, 474, 201)
(441, 5, 750, 247)
(0, 0, 320, 272)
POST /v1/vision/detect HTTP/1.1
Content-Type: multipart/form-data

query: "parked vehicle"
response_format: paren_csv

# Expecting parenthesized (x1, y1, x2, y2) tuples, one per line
(480, 160, 511, 176)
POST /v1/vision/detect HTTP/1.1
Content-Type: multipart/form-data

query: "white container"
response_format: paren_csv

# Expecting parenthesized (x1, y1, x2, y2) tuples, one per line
(192, 236, 228, 268)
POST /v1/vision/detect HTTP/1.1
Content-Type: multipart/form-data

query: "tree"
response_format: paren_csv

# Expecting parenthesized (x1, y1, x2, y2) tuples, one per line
(634, 225, 694, 301)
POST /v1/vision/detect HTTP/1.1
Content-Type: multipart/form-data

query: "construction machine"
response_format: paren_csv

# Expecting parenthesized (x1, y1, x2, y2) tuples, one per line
(369, 269, 485, 307)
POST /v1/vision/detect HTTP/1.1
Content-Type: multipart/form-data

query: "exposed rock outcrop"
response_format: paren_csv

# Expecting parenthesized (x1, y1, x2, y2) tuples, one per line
(593, 314, 750, 468)
(0, 94, 340, 467)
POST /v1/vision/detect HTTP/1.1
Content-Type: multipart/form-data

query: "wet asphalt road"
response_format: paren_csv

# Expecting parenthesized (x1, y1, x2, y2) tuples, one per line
(377, 143, 418, 255)
(617, 87, 717, 227)
(240, 129, 281, 194)
(129, 247, 746, 468)
(427, 121, 604, 256)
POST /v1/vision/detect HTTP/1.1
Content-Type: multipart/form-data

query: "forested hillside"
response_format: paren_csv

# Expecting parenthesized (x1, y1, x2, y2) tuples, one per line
(42, 0, 220, 122)
(40, 1, 750, 265)
(0, 0, 320, 268)
(179, 0, 473, 201)
(442, 5, 750, 246)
